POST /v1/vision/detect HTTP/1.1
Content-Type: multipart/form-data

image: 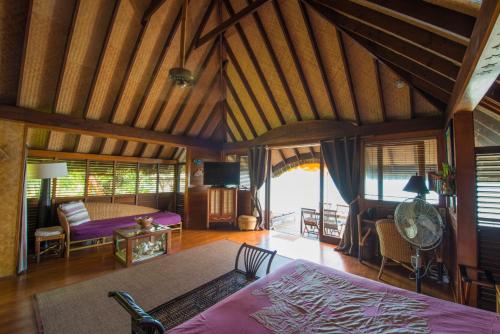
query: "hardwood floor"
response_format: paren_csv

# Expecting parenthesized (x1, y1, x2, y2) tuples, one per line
(0, 229, 453, 334)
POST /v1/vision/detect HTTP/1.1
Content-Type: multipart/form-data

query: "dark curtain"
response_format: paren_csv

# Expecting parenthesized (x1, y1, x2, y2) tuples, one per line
(248, 146, 268, 229)
(321, 137, 361, 256)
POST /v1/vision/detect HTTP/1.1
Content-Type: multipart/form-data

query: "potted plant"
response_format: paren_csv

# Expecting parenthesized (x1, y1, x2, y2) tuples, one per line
(438, 163, 456, 196)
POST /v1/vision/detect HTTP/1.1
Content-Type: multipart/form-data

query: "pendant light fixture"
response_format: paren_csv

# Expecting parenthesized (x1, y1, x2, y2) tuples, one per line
(169, 0, 195, 87)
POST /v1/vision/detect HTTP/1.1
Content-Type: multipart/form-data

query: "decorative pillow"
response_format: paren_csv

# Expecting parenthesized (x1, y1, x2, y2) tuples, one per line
(60, 201, 90, 226)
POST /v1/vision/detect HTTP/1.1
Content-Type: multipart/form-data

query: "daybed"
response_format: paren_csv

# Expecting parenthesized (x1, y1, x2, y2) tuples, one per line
(57, 202, 182, 258)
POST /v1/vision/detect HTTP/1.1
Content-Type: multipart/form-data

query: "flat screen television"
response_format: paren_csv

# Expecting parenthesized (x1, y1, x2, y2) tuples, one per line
(203, 162, 240, 186)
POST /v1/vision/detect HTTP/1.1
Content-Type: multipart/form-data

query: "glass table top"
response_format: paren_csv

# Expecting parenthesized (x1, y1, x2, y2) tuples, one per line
(115, 224, 170, 238)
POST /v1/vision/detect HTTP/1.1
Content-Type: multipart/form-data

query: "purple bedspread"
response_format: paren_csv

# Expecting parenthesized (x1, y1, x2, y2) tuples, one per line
(167, 259, 500, 334)
(70, 211, 181, 241)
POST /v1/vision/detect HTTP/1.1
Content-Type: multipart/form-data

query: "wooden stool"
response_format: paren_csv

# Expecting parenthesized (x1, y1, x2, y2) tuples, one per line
(35, 226, 65, 263)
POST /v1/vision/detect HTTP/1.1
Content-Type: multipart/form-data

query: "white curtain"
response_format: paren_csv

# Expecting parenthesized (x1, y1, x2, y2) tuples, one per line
(17, 152, 28, 274)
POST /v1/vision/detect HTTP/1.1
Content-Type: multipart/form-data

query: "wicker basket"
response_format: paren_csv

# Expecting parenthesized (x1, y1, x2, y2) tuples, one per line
(238, 215, 257, 231)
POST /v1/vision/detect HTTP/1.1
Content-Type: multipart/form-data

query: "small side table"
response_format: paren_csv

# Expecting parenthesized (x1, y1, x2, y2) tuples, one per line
(35, 226, 65, 263)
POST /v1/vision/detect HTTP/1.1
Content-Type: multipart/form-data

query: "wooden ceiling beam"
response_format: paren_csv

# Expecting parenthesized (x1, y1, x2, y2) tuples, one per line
(225, 101, 247, 141)
(344, 31, 455, 93)
(347, 0, 472, 45)
(272, 0, 320, 120)
(46, 0, 80, 150)
(224, 72, 258, 138)
(373, 59, 387, 122)
(142, 0, 168, 24)
(304, 0, 460, 78)
(336, 30, 361, 124)
(446, 0, 500, 116)
(197, 102, 221, 139)
(223, 0, 286, 126)
(224, 38, 272, 131)
(299, 1, 339, 120)
(245, 0, 302, 122)
(309, 0, 466, 64)
(0, 105, 221, 150)
(222, 116, 445, 153)
(195, 0, 270, 48)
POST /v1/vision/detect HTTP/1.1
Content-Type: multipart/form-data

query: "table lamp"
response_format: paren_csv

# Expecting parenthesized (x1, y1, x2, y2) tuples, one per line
(403, 175, 429, 199)
(27, 163, 68, 228)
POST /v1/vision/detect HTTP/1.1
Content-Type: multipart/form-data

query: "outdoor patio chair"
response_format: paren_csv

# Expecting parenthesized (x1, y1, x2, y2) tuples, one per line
(301, 208, 319, 236)
(323, 209, 341, 237)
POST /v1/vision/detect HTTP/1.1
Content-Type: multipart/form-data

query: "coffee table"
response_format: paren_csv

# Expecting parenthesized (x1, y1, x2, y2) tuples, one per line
(113, 224, 172, 267)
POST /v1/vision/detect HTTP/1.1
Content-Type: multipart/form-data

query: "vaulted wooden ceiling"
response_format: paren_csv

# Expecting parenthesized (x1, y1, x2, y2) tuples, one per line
(0, 0, 498, 167)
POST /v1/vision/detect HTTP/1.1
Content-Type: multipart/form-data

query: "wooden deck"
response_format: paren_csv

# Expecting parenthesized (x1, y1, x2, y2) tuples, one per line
(0, 229, 453, 333)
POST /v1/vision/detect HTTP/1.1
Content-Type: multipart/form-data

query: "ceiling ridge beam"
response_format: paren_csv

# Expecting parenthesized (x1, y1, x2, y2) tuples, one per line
(223, 0, 286, 126)
(244, 0, 302, 122)
(0, 105, 221, 150)
(46, 0, 81, 150)
(224, 71, 258, 138)
(298, 1, 339, 120)
(336, 30, 361, 124)
(272, 0, 320, 120)
(309, 0, 466, 64)
(196, 0, 270, 48)
(223, 38, 272, 131)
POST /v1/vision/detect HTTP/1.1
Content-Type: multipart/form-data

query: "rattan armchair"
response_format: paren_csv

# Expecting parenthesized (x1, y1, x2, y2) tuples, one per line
(375, 219, 414, 279)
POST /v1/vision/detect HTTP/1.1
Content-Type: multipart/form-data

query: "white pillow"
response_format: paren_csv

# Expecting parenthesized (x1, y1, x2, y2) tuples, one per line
(60, 201, 90, 226)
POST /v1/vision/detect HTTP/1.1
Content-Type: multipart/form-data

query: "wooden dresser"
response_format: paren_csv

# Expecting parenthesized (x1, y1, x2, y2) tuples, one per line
(207, 188, 238, 229)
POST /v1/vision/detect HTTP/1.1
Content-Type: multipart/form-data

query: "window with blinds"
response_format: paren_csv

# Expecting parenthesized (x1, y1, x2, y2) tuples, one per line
(54, 160, 86, 197)
(114, 163, 137, 195)
(240, 156, 251, 189)
(87, 161, 114, 196)
(26, 157, 53, 198)
(159, 164, 175, 193)
(138, 164, 158, 194)
(476, 152, 500, 228)
(177, 164, 186, 193)
(364, 138, 439, 203)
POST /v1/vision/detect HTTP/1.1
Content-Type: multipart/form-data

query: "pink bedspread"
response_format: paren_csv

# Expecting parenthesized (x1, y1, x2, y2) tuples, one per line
(167, 259, 500, 334)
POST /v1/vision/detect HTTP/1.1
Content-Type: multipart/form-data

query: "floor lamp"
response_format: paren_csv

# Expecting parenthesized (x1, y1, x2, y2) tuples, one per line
(27, 162, 68, 228)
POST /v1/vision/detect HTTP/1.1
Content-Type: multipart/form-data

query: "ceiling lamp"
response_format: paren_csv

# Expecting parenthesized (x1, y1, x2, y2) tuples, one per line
(169, 0, 195, 87)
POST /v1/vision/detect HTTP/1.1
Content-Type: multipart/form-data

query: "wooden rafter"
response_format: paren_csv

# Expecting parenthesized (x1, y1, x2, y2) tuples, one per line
(142, 0, 167, 24)
(223, 117, 444, 153)
(272, 0, 320, 120)
(197, 102, 221, 139)
(46, 0, 80, 150)
(224, 72, 258, 138)
(336, 30, 361, 124)
(310, 0, 466, 64)
(0, 105, 221, 150)
(223, 0, 286, 126)
(225, 101, 248, 141)
(373, 59, 387, 122)
(446, 0, 500, 116)
(224, 38, 272, 131)
(298, 1, 339, 120)
(304, 0, 461, 78)
(245, 0, 302, 122)
(196, 0, 270, 48)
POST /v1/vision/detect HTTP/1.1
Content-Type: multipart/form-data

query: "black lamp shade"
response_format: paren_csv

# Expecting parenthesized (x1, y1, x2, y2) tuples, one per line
(403, 175, 429, 196)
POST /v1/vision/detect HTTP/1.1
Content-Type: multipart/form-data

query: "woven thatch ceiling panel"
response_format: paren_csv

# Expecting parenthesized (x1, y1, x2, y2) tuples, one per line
(379, 62, 412, 120)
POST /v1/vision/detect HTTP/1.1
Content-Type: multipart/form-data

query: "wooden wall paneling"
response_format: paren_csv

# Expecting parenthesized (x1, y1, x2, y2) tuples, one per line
(0, 0, 29, 105)
(18, 0, 77, 151)
(223, 0, 286, 126)
(272, 0, 320, 120)
(342, 34, 384, 123)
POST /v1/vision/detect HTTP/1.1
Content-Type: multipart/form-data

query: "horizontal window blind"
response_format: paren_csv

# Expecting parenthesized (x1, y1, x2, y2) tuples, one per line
(364, 139, 438, 202)
(114, 162, 137, 195)
(26, 157, 54, 198)
(139, 164, 158, 194)
(159, 164, 175, 193)
(177, 164, 186, 193)
(476, 152, 500, 228)
(54, 160, 86, 197)
(240, 156, 250, 189)
(88, 161, 114, 196)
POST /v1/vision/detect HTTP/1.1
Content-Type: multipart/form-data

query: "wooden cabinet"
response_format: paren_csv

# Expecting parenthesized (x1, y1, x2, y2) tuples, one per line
(207, 188, 238, 229)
